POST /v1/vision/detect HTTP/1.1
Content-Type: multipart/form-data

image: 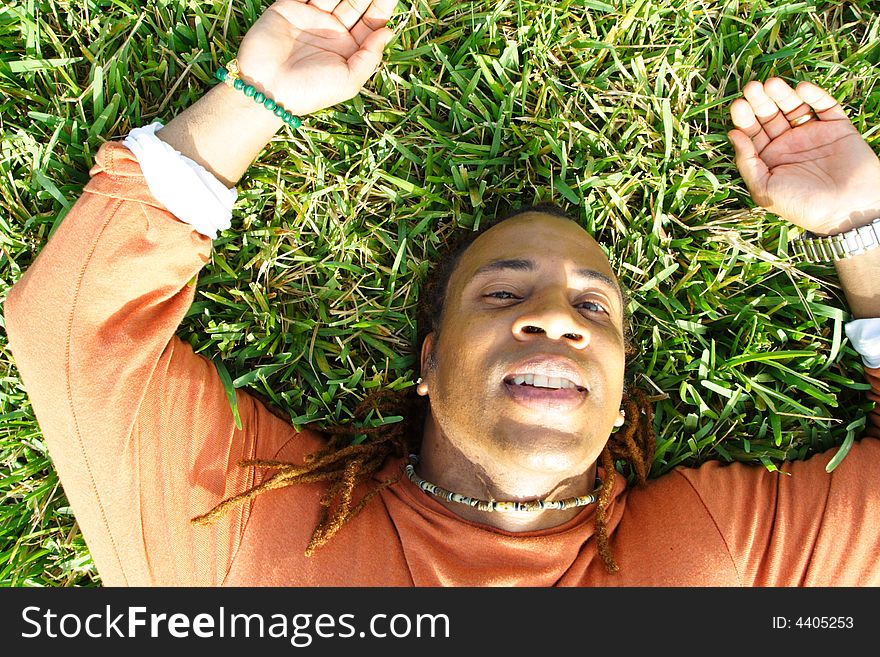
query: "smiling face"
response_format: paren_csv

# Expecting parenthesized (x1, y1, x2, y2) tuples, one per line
(419, 212, 627, 483)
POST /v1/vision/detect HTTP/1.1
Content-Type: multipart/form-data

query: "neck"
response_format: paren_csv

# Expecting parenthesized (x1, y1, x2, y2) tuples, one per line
(417, 417, 600, 532)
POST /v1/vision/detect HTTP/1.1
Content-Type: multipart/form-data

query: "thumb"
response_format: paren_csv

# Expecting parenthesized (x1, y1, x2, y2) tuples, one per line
(347, 27, 393, 88)
(728, 129, 771, 207)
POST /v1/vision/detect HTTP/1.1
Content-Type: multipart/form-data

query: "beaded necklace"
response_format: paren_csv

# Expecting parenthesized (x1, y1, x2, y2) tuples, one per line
(404, 454, 601, 513)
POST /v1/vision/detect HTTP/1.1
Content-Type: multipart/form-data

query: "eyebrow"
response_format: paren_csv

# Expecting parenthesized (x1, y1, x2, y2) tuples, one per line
(471, 258, 623, 305)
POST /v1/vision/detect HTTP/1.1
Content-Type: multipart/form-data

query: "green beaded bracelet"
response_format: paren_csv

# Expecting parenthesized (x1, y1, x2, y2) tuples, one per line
(215, 62, 302, 129)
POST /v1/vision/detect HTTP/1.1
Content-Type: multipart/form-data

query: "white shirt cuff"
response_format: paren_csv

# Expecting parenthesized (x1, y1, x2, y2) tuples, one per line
(121, 122, 236, 239)
(845, 318, 880, 368)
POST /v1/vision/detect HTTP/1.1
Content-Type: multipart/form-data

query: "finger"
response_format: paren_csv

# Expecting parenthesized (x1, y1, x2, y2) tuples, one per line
(350, 0, 398, 44)
(795, 80, 849, 121)
(333, 0, 372, 30)
(742, 80, 792, 140)
(730, 97, 771, 154)
(763, 77, 815, 124)
(728, 129, 772, 207)
(308, 0, 342, 11)
(272, 0, 348, 31)
(347, 27, 393, 86)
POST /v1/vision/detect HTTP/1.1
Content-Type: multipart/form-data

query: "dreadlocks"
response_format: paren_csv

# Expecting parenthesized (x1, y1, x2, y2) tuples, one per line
(595, 386, 656, 572)
(192, 202, 657, 574)
(192, 386, 425, 555)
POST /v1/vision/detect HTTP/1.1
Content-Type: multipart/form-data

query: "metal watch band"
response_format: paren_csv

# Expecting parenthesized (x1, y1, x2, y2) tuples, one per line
(793, 217, 880, 263)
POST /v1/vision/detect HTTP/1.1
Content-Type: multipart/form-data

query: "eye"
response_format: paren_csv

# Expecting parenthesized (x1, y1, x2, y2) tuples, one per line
(484, 290, 519, 300)
(481, 290, 523, 306)
(576, 300, 608, 314)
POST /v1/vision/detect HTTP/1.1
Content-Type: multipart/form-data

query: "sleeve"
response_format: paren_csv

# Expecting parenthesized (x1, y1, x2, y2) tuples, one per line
(3, 142, 293, 586)
(675, 368, 880, 585)
(121, 122, 236, 239)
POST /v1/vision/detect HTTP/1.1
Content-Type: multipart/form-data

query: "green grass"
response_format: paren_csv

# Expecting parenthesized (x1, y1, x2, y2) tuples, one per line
(1, 0, 879, 586)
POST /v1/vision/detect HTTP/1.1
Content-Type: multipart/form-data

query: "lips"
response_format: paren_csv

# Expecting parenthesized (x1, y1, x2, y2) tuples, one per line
(502, 355, 589, 411)
(505, 372, 585, 392)
(503, 355, 589, 391)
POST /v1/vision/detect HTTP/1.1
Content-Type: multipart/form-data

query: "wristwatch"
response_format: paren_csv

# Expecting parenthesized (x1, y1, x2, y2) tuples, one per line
(792, 216, 880, 263)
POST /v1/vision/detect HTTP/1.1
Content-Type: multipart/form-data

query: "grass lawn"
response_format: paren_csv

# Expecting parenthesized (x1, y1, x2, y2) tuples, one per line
(1, 0, 879, 586)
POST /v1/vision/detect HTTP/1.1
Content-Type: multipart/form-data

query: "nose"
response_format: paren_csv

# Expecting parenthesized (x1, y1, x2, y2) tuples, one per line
(512, 292, 590, 348)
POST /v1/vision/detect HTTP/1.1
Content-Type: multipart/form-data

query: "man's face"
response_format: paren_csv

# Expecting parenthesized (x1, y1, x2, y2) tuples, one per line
(421, 212, 627, 477)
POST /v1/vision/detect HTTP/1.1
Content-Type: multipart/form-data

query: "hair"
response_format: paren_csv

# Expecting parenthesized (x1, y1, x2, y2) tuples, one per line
(192, 202, 656, 573)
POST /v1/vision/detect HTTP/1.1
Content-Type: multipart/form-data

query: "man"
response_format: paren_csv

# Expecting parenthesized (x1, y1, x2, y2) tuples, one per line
(5, 0, 880, 585)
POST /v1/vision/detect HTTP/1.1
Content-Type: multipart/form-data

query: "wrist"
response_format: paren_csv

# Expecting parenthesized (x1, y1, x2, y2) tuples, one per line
(156, 83, 286, 188)
(793, 216, 880, 264)
(215, 59, 302, 130)
(812, 206, 880, 238)
(212, 82, 286, 132)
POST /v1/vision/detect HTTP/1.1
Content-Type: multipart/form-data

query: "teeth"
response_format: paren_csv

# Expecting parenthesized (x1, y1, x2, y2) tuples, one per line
(510, 373, 578, 389)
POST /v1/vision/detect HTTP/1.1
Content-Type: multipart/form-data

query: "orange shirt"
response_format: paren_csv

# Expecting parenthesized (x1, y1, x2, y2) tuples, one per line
(6, 142, 880, 586)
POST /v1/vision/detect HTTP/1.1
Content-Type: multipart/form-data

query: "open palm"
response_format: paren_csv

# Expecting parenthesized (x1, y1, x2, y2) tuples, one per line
(236, 0, 398, 116)
(728, 78, 880, 236)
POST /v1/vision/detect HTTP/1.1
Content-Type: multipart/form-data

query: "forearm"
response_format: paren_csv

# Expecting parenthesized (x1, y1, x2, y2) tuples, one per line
(156, 82, 285, 187)
(833, 238, 880, 320)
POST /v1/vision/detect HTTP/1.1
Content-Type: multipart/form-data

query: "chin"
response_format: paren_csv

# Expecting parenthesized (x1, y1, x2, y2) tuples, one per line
(494, 426, 604, 474)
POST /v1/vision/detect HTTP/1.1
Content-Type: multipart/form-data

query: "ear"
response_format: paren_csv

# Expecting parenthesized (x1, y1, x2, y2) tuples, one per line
(419, 332, 435, 372)
(417, 333, 435, 396)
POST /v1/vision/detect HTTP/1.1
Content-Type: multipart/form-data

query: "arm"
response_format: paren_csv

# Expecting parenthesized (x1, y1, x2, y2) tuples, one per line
(727, 78, 880, 317)
(156, 0, 396, 186)
(727, 78, 880, 432)
(833, 250, 880, 320)
(4, 0, 398, 585)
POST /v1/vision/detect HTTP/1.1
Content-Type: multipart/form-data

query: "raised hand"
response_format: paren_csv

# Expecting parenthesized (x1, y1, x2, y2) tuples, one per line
(728, 77, 880, 236)
(236, 0, 398, 116)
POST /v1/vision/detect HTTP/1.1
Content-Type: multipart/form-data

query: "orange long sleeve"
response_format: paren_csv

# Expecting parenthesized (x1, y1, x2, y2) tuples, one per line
(4, 142, 305, 585)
